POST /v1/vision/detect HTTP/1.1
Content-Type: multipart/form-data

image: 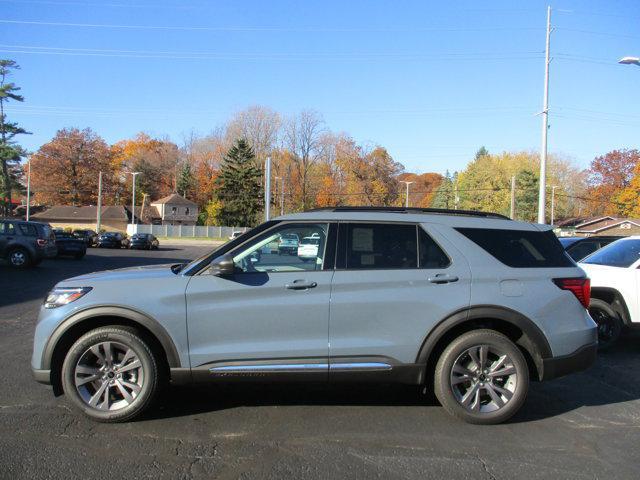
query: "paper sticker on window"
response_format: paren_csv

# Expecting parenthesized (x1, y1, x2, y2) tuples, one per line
(360, 254, 375, 265)
(352, 228, 373, 252)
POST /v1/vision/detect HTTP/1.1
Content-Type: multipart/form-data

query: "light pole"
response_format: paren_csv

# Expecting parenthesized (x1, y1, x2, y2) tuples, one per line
(538, 5, 552, 224)
(127, 171, 141, 227)
(26, 160, 31, 221)
(550, 185, 558, 226)
(264, 156, 272, 221)
(619, 56, 640, 66)
(400, 181, 414, 208)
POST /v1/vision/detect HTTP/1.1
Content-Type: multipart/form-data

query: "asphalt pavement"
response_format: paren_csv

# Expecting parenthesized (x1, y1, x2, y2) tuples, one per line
(1, 246, 639, 479)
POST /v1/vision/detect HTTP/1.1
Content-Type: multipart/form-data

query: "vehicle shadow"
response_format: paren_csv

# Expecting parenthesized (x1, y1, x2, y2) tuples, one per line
(147, 333, 640, 424)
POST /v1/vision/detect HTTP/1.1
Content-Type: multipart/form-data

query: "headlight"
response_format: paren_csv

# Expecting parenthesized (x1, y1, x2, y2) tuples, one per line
(44, 287, 92, 309)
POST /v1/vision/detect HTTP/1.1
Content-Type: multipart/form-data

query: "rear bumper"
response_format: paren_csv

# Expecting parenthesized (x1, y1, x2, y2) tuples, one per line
(541, 342, 597, 381)
(32, 368, 51, 385)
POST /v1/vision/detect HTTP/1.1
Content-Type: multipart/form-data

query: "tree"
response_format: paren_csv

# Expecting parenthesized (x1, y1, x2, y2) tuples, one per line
(29, 128, 112, 206)
(284, 109, 325, 209)
(226, 105, 281, 163)
(215, 139, 263, 226)
(176, 161, 194, 197)
(515, 169, 538, 222)
(617, 161, 640, 217)
(0, 60, 29, 216)
(587, 149, 639, 215)
(475, 146, 489, 160)
(430, 171, 455, 209)
(397, 172, 443, 207)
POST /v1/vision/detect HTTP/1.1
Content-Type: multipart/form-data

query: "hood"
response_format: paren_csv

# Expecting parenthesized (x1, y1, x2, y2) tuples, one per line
(59, 263, 180, 285)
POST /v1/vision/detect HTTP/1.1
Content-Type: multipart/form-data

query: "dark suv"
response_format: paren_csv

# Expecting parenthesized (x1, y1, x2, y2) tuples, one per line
(0, 219, 57, 268)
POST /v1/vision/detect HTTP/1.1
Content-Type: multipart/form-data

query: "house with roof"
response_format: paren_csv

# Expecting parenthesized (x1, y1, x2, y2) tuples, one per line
(150, 193, 199, 226)
(573, 216, 640, 237)
(31, 205, 130, 232)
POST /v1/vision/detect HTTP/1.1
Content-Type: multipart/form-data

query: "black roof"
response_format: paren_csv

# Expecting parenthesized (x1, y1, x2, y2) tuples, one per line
(307, 206, 509, 220)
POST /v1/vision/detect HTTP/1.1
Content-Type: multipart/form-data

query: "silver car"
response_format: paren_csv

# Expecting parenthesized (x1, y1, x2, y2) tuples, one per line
(32, 207, 597, 424)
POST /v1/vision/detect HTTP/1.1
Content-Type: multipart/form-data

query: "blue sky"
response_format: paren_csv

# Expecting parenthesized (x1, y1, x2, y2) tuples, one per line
(1, 0, 639, 174)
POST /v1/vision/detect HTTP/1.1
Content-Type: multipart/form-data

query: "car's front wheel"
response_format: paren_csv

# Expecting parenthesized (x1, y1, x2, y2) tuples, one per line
(434, 329, 529, 425)
(61, 326, 160, 423)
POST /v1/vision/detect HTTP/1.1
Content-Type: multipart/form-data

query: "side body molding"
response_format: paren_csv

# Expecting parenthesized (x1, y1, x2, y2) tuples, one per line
(416, 305, 553, 380)
(42, 306, 182, 369)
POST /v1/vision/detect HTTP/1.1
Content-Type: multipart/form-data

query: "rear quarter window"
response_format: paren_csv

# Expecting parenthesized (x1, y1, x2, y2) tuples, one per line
(456, 228, 574, 268)
(18, 224, 38, 236)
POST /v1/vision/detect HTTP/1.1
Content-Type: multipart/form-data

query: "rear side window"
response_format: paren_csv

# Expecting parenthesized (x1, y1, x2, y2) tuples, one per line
(18, 224, 38, 236)
(345, 223, 417, 269)
(419, 228, 450, 268)
(0, 222, 15, 235)
(456, 228, 573, 268)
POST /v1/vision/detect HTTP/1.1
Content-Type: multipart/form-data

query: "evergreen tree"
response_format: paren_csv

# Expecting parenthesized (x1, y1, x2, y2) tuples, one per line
(0, 60, 29, 216)
(430, 170, 455, 209)
(215, 139, 263, 226)
(515, 169, 539, 222)
(474, 146, 489, 160)
(176, 161, 194, 197)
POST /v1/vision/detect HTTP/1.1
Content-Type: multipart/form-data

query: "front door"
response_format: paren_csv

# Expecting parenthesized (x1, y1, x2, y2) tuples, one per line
(185, 222, 335, 378)
(328, 222, 471, 375)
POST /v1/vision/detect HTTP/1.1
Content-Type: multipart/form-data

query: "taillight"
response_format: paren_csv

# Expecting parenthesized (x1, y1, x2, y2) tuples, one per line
(37, 238, 47, 247)
(553, 278, 591, 309)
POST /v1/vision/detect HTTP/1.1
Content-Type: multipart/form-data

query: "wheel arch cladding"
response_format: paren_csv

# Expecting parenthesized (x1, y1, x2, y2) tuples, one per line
(417, 306, 552, 382)
(44, 307, 180, 395)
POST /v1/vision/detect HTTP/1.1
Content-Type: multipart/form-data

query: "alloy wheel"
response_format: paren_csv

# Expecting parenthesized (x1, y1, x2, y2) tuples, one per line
(74, 341, 144, 411)
(10, 251, 26, 266)
(450, 344, 517, 413)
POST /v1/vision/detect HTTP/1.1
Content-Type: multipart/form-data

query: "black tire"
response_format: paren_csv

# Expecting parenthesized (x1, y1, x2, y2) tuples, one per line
(588, 298, 623, 350)
(61, 326, 161, 423)
(434, 329, 529, 425)
(7, 247, 32, 268)
(74, 252, 86, 260)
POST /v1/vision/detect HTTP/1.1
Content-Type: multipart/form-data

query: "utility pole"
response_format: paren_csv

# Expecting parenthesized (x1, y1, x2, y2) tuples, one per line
(96, 171, 102, 231)
(510, 175, 516, 220)
(537, 5, 552, 224)
(26, 160, 31, 221)
(275, 176, 285, 216)
(400, 181, 414, 208)
(550, 185, 558, 226)
(454, 177, 459, 210)
(127, 171, 141, 228)
(264, 156, 272, 221)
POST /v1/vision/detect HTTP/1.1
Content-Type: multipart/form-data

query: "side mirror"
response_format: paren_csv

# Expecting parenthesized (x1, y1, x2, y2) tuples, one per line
(209, 253, 235, 276)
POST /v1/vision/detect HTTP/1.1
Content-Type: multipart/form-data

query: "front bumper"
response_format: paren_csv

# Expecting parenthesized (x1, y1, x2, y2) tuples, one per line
(541, 342, 597, 381)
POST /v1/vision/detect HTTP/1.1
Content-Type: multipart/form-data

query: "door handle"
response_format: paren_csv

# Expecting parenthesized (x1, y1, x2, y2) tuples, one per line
(428, 273, 459, 284)
(285, 280, 318, 290)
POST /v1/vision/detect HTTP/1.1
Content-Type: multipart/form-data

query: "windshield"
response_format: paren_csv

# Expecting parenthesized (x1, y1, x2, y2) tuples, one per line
(582, 239, 640, 268)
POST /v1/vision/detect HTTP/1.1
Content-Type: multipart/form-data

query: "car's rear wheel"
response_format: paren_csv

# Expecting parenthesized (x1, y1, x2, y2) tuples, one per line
(588, 298, 623, 350)
(7, 248, 31, 268)
(434, 329, 529, 425)
(61, 326, 160, 423)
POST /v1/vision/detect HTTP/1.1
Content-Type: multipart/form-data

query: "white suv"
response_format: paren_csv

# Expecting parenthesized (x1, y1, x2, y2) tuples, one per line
(579, 236, 640, 348)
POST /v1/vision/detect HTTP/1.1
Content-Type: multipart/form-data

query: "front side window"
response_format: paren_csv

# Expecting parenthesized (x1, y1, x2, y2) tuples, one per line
(582, 239, 640, 268)
(233, 223, 329, 273)
(345, 223, 417, 269)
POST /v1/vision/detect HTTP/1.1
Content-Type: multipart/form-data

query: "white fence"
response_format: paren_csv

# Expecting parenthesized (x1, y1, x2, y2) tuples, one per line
(126, 224, 248, 238)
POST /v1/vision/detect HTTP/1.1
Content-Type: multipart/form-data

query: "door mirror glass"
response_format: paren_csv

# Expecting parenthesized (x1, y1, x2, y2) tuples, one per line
(209, 253, 235, 276)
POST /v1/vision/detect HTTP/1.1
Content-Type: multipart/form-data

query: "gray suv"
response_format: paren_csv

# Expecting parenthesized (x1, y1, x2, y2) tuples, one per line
(31, 208, 597, 424)
(1, 219, 57, 268)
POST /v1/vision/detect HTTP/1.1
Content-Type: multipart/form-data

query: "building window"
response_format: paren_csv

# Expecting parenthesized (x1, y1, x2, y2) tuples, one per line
(171, 206, 177, 214)
(185, 207, 190, 215)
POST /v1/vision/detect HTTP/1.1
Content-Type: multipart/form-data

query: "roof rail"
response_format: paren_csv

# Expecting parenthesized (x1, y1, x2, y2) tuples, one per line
(306, 206, 510, 219)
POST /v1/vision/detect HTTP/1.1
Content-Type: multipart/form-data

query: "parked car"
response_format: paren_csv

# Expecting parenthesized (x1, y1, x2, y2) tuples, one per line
(559, 236, 622, 261)
(73, 229, 98, 247)
(579, 236, 640, 348)
(277, 233, 299, 255)
(129, 233, 159, 250)
(54, 231, 87, 259)
(229, 231, 244, 240)
(297, 235, 321, 262)
(1, 219, 56, 268)
(96, 232, 126, 248)
(32, 207, 597, 425)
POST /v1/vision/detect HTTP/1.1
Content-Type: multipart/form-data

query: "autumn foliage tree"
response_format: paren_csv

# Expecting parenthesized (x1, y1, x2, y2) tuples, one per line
(587, 149, 639, 215)
(29, 128, 112, 206)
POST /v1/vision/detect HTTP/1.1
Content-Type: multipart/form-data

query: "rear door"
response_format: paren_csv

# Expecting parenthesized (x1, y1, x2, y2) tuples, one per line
(328, 222, 471, 374)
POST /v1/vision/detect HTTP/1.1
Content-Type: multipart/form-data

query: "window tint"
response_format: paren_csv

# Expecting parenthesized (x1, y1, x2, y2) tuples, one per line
(582, 239, 640, 268)
(232, 223, 329, 273)
(456, 228, 574, 268)
(18, 224, 38, 236)
(419, 228, 450, 268)
(566, 241, 599, 261)
(345, 223, 417, 270)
